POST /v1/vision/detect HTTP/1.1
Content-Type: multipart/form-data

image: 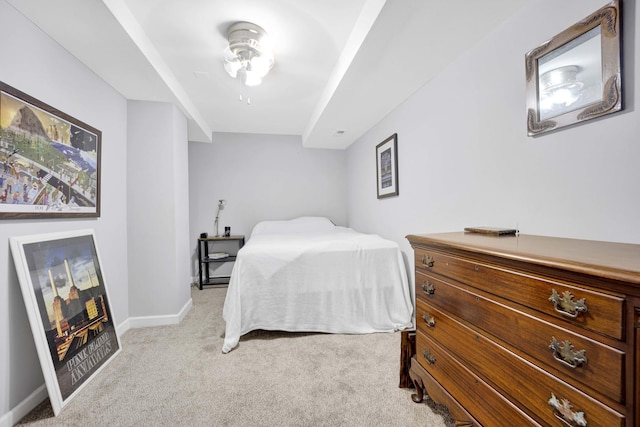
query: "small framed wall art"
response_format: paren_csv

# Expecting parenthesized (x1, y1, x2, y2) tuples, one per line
(0, 81, 101, 218)
(525, 0, 622, 136)
(10, 229, 121, 415)
(376, 133, 399, 199)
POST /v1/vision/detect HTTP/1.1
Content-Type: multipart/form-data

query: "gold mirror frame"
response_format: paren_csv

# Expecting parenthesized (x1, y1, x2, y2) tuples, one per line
(525, 0, 622, 136)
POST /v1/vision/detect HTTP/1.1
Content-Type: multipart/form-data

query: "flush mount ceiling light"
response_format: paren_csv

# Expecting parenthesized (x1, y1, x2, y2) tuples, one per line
(539, 65, 584, 113)
(223, 22, 274, 87)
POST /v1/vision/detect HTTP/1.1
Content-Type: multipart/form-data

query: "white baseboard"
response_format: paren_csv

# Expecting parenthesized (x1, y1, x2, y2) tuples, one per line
(0, 385, 47, 427)
(116, 317, 131, 337)
(3, 298, 193, 426)
(127, 297, 193, 328)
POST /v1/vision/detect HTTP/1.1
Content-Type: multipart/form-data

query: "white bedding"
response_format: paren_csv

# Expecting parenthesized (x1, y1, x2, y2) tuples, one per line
(221, 217, 413, 353)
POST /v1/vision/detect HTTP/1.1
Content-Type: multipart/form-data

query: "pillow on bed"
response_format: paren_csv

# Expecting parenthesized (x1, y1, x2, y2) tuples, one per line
(251, 216, 336, 237)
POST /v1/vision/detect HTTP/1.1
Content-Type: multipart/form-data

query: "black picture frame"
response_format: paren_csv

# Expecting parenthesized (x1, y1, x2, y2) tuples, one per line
(0, 81, 101, 218)
(376, 133, 398, 199)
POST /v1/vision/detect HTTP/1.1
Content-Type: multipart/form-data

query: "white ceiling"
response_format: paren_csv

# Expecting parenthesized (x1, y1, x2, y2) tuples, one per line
(7, 0, 529, 149)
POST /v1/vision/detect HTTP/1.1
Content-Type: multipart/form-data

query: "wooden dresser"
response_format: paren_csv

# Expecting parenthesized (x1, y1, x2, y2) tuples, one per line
(406, 232, 640, 426)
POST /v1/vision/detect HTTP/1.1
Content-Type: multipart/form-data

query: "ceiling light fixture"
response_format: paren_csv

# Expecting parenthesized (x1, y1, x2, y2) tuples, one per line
(223, 22, 274, 87)
(539, 65, 583, 114)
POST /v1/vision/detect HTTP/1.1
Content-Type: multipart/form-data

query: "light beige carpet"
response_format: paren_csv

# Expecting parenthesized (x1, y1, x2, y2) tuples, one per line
(18, 286, 453, 426)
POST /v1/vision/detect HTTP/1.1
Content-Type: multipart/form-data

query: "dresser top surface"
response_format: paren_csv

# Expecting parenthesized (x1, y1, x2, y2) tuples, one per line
(407, 232, 640, 285)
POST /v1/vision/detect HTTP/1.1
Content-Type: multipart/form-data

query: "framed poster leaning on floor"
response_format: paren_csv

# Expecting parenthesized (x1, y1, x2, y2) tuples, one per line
(10, 229, 121, 415)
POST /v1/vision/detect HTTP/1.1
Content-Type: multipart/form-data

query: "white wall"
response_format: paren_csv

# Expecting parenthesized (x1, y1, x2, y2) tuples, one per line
(0, 0, 129, 424)
(188, 132, 347, 277)
(347, 0, 640, 260)
(127, 101, 192, 320)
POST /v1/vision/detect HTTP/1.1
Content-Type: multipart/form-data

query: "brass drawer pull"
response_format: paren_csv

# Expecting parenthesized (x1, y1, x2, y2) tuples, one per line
(421, 281, 435, 296)
(421, 254, 434, 268)
(549, 289, 588, 318)
(422, 349, 436, 365)
(548, 393, 587, 426)
(422, 312, 435, 328)
(549, 337, 587, 369)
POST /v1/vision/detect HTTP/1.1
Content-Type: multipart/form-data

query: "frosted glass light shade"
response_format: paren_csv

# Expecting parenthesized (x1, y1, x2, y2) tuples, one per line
(222, 22, 274, 86)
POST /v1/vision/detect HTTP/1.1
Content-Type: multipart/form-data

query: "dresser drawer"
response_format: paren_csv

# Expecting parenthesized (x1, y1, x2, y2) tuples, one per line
(416, 291, 625, 403)
(414, 248, 625, 340)
(416, 309, 625, 426)
(414, 331, 542, 426)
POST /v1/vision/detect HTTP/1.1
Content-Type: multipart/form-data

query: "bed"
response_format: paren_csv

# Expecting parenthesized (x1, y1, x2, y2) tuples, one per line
(221, 217, 413, 353)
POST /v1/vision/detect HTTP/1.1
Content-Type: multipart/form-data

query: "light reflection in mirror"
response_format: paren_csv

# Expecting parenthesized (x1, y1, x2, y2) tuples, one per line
(537, 26, 602, 120)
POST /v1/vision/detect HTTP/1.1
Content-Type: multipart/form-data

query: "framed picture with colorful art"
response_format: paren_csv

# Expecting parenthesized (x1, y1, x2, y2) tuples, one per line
(376, 133, 398, 199)
(0, 81, 101, 218)
(10, 229, 120, 415)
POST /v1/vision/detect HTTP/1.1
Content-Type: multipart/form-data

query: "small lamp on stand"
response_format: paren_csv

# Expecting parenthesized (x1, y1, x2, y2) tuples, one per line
(214, 199, 226, 237)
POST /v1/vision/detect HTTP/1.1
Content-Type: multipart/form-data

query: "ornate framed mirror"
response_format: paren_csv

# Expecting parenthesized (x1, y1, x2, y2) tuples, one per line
(525, 0, 622, 136)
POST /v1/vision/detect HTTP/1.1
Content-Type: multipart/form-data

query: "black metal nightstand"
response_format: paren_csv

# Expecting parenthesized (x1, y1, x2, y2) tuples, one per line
(197, 235, 244, 289)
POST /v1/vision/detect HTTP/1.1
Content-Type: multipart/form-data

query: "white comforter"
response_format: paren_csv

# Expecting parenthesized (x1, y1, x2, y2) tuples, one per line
(222, 219, 413, 353)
